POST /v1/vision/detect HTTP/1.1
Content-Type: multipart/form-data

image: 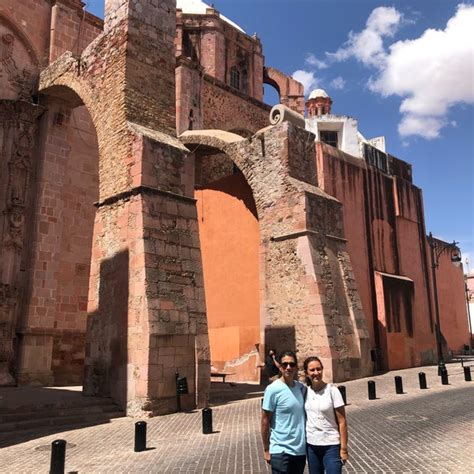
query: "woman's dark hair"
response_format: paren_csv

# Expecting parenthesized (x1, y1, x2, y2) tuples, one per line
(277, 350, 298, 365)
(303, 356, 323, 385)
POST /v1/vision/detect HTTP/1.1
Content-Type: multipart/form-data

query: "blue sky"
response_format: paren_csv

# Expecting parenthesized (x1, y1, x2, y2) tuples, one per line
(85, 0, 473, 271)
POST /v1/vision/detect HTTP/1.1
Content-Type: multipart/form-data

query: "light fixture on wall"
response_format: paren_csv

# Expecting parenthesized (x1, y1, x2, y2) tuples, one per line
(428, 232, 463, 375)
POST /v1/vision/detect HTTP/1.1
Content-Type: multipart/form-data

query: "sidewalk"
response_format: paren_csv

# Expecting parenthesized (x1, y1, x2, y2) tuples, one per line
(0, 362, 473, 473)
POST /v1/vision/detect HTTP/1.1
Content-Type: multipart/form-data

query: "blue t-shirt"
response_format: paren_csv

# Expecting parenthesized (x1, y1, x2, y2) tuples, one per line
(262, 379, 306, 456)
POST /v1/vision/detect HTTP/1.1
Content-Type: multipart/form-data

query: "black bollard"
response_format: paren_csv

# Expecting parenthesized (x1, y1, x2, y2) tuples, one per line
(338, 385, 347, 405)
(202, 407, 213, 434)
(394, 376, 403, 394)
(368, 380, 376, 400)
(441, 368, 449, 385)
(418, 372, 428, 389)
(464, 366, 472, 382)
(50, 439, 66, 474)
(134, 421, 147, 452)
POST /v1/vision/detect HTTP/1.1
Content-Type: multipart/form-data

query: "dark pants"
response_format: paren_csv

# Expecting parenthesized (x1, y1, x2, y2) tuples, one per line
(307, 444, 342, 474)
(270, 453, 306, 474)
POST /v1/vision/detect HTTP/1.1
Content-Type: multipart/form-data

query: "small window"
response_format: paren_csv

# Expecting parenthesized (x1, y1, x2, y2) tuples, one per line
(230, 67, 240, 90)
(319, 131, 338, 148)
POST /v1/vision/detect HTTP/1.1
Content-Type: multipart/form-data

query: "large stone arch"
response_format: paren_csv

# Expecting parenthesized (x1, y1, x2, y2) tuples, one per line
(180, 126, 372, 382)
(263, 66, 305, 116)
(16, 0, 210, 416)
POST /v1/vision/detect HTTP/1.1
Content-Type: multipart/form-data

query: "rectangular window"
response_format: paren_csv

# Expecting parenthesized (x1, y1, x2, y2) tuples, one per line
(382, 276, 414, 336)
(319, 131, 338, 148)
(230, 67, 240, 90)
(363, 143, 389, 173)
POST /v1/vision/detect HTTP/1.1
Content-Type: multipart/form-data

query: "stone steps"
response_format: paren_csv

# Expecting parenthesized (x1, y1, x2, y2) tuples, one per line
(0, 397, 125, 439)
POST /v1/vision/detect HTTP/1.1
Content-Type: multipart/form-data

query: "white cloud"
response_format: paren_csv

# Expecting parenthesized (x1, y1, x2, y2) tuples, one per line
(328, 3, 474, 139)
(398, 115, 445, 139)
(327, 7, 402, 67)
(305, 53, 328, 69)
(330, 76, 346, 90)
(370, 4, 474, 138)
(292, 70, 318, 95)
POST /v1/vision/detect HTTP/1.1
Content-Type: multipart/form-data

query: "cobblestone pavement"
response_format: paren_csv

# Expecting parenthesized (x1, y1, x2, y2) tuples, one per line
(0, 362, 473, 473)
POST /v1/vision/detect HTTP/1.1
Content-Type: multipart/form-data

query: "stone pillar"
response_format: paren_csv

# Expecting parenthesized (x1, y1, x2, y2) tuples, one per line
(0, 100, 43, 385)
(37, 0, 209, 411)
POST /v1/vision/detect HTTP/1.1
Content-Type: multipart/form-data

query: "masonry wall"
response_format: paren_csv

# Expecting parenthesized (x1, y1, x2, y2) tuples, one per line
(202, 77, 269, 134)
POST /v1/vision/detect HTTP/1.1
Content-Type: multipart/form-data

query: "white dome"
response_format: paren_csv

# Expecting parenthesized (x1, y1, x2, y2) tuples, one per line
(176, 0, 246, 33)
(308, 88, 329, 100)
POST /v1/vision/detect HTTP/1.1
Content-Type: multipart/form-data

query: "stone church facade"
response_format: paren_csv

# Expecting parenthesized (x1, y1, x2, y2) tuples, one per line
(0, 0, 468, 415)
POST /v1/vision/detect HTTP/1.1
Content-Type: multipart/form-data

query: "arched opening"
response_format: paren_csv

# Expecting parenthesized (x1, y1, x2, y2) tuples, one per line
(263, 83, 281, 107)
(17, 86, 100, 389)
(192, 144, 261, 383)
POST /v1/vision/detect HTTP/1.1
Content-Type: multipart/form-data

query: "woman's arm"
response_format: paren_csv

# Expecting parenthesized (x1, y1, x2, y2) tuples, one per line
(335, 406, 348, 462)
(261, 409, 273, 463)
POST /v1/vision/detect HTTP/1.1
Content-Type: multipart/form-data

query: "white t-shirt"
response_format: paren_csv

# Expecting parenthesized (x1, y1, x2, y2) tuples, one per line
(305, 383, 345, 446)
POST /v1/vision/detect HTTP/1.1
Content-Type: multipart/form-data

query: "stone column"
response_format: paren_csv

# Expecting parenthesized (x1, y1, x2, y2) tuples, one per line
(0, 100, 43, 385)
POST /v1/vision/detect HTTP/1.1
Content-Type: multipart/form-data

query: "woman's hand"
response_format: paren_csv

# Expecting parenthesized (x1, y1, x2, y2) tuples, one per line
(264, 450, 271, 464)
(340, 448, 349, 463)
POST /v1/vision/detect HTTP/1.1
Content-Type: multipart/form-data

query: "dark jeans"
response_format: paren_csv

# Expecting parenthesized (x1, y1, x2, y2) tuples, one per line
(307, 444, 342, 474)
(270, 453, 306, 474)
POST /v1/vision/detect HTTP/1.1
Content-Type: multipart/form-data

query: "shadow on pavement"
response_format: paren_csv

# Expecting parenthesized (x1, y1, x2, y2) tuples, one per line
(209, 381, 265, 407)
(0, 386, 124, 449)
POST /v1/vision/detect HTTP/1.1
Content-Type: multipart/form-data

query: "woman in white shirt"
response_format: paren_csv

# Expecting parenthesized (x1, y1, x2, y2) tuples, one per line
(303, 356, 348, 474)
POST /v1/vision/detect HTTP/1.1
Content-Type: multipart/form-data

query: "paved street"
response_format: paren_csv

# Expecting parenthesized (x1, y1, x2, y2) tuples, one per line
(0, 362, 473, 473)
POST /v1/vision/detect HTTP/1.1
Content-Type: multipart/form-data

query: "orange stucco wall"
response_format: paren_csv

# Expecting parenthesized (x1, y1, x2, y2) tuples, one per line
(195, 171, 260, 382)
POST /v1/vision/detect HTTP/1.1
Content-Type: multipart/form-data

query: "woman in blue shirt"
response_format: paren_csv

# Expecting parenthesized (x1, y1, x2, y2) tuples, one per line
(261, 351, 307, 473)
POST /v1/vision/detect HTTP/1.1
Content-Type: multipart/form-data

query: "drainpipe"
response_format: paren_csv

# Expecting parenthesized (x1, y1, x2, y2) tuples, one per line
(49, 2, 59, 64)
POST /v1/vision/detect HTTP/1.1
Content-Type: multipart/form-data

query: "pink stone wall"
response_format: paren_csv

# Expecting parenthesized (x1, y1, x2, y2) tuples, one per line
(202, 77, 269, 134)
(433, 244, 470, 351)
(316, 142, 437, 370)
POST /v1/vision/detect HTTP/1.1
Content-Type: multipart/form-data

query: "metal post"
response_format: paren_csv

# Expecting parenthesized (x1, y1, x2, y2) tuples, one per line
(202, 408, 213, 434)
(418, 372, 428, 389)
(440, 368, 449, 385)
(338, 385, 347, 405)
(368, 380, 376, 400)
(134, 421, 147, 452)
(175, 371, 181, 412)
(464, 366, 472, 382)
(394, 376, 403, 394)
(50, 439, 66, 474)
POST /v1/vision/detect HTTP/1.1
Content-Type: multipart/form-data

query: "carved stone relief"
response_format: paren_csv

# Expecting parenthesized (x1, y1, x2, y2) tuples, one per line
(0, 26, 36, 101)
(0, 100, 43, 385)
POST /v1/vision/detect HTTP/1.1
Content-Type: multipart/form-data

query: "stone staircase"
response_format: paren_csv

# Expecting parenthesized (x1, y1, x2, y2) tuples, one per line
(0, 391, 125, 446)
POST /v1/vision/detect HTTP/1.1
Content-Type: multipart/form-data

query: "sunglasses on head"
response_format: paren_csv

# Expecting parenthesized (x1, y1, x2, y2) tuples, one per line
(281, 362, 297, 368)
